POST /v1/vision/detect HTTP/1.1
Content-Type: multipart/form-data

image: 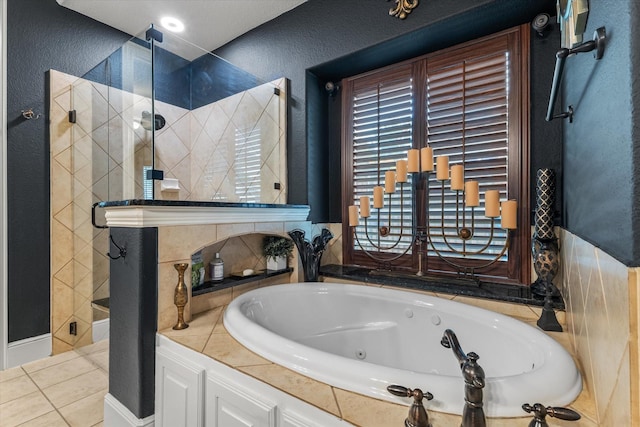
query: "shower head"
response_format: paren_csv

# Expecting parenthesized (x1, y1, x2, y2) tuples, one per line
(140, 110, 166, 131)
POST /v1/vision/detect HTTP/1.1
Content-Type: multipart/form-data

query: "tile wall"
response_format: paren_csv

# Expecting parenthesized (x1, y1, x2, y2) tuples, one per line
(157, 220, 309, 331)
(153, 77, 287, 203)
(50, 70, 115, 353)
(560, 229, 639, 426)
(155, 220, 341, 332)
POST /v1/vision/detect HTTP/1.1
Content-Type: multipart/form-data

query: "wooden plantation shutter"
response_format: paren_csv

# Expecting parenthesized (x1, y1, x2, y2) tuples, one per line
(342, 26, 529, 283)
(346, 66, 415, 266)
(425, 37, 511, 268)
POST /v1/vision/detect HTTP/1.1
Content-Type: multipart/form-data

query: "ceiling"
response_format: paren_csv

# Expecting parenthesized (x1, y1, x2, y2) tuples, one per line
(57, 0, 307, 60)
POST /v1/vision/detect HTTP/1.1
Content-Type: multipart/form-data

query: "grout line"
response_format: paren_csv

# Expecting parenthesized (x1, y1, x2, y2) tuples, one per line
(0, 368, 37, 407)
(25, 359, 97, 391)
(19, 370, 72, 426)
(330, 387, 343, 419)
(21, 350, 82, 375)
(22, 343, 109, 413)
(14, 409, 71, 427)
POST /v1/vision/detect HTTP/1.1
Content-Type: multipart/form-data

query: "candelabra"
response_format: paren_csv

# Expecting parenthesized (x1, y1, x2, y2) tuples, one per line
(348, 147, 517, 278)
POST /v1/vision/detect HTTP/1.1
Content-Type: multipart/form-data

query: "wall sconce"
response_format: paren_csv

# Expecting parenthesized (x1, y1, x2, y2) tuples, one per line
(387, 0, 418, 19)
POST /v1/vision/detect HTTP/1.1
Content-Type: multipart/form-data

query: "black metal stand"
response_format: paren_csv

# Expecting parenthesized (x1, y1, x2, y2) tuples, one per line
(536, 285, 562, 332)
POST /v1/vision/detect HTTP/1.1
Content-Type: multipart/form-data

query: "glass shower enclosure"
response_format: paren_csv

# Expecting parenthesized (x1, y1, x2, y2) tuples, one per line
(55, 24, 287, 350)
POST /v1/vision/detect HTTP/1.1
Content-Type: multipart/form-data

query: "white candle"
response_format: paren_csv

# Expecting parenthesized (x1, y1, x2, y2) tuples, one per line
(348, 205, 359, 227)
(465, 181, 479, 207)
(436, 156, 449, 180)
(385, 170, 396, 194)
(450, 165, 464, 191)
(360, 196, 370, 218)
(407, 149, 419, 173)
(501, 200, 517, 229)
(373, 186, 384, 209)
(396, 160, 408, 183)
(484, 190, 500, 217)
(421, 147, 434, 172)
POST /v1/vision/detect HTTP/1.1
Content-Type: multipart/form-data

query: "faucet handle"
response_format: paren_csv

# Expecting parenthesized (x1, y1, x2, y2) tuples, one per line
(387, 384, 433, 401)
(388, 385, 433, 427)
(523, 403, 581, 426)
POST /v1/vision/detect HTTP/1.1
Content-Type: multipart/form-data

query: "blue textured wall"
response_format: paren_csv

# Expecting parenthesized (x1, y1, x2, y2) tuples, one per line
(562, 0, 640, 265)
(215, 0, 558, 223)
(7, 0, 130, 342)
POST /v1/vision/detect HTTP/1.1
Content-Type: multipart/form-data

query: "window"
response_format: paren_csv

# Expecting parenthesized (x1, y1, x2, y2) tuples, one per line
(234, 126, 262, 202)
(342, 26, 530, 284)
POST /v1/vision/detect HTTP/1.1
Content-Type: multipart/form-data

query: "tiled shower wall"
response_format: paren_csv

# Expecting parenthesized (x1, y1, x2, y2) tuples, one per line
(154, 77, 287, 203)
(50, 70, 287, 353)
(50, 70, 116, 354)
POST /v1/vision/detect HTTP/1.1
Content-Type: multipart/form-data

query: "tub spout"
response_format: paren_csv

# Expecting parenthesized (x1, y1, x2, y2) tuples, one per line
(441, 328, 467, 364)
(387, 385, 433, 427)
(441, 329, 486, 427)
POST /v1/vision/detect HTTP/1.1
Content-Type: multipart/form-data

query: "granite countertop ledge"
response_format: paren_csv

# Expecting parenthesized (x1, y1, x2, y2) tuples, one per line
(98, 200, 311, 227)
(99, 199, 309, 209)
(160, 301, 597, 427)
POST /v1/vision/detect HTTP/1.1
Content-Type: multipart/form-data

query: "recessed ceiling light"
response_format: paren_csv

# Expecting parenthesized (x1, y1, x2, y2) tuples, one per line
(160, 16, 184, 33)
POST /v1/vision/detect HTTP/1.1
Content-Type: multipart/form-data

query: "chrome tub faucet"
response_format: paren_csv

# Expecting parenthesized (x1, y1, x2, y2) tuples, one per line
(441, 329, 486, 427)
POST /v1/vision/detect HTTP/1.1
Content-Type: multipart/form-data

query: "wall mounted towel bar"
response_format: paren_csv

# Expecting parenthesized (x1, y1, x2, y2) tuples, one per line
(546, 26, 606, 122)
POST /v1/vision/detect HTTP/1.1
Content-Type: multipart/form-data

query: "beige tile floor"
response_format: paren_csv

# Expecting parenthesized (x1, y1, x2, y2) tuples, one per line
(0, 340, 108, 427)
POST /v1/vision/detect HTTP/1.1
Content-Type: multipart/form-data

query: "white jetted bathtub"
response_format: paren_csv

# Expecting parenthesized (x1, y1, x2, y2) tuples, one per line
(223, 282, 582, 417)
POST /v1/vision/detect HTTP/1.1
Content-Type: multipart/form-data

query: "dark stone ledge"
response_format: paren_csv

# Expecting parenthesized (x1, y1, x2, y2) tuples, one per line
(320, 264, 565, 310)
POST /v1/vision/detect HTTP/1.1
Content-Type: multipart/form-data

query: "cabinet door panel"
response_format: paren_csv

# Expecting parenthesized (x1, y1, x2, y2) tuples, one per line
(281, 411, 317, 427)
(155, 349, 205, 427)
(206, 374, 276, 427)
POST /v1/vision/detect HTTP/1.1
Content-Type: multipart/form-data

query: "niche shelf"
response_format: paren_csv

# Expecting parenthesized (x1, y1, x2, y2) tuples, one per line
(191, 268, 293, 297)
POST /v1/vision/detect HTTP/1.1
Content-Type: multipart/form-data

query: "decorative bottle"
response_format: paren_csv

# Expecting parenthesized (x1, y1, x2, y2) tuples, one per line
(210, 253, 224, 281)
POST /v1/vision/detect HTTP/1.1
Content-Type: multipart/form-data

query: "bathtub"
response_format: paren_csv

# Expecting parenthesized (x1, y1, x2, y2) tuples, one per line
(223, 282, 582, 418)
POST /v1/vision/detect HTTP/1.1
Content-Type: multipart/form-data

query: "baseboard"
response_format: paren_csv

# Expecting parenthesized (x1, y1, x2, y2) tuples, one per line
(7, 333, 51, 368)
(93, 318, 110, 342)
(104, 393, 154, 427)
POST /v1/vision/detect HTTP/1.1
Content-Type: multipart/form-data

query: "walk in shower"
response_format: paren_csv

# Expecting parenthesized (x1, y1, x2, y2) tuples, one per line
(49, 25, 287, 352)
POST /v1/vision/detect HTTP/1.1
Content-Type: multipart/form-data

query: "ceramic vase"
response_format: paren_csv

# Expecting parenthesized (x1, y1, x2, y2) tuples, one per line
(289, 228, 333, 282)
(266, 255, 287, 271)
(531, 168, 559, 296)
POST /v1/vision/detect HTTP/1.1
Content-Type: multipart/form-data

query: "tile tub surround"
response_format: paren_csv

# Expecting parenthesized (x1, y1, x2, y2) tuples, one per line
(560, 229, 639, 426)
(160, 283, 598, 427)
(157, 221, 303, 330)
